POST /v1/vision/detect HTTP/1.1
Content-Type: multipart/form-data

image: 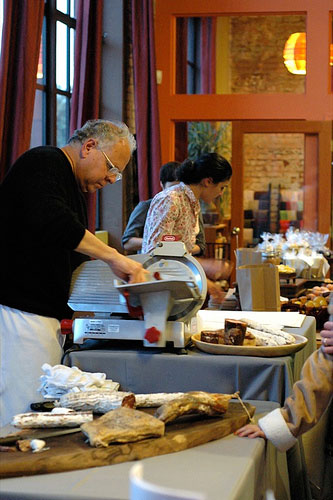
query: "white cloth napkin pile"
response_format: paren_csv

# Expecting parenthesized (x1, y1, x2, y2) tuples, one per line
(38, 363, 120, 398)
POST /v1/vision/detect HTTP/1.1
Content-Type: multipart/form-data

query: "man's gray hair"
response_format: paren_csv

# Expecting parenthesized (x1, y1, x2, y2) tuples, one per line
(68, 119, 136, 153)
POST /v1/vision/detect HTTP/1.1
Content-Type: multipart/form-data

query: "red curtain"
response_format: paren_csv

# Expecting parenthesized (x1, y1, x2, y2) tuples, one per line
(70, 0, 103, 233)
(201, 18, 216, 94)
(0, 0, 44, 182)
(131, 0, 161, 200)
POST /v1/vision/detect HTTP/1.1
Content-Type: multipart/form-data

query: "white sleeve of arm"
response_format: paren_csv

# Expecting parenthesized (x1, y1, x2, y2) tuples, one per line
(258, 408, 298, 452)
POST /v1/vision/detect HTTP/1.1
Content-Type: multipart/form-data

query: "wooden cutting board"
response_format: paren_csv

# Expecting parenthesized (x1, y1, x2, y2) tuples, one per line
(0, 402, 255, 479)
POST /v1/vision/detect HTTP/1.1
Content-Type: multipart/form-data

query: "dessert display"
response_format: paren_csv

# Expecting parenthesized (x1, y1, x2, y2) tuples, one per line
(281, 282, 332, 328)
(200, 318, 296, 347)
(200, 320, 247, 346)
(257, 228, 331, 279)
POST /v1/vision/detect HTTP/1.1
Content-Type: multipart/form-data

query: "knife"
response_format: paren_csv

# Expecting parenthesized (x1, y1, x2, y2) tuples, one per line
(0, 427, 82, 445)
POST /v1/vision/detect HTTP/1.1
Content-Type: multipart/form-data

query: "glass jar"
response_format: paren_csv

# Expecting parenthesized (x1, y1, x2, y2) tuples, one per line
(262, 251, 281, 265)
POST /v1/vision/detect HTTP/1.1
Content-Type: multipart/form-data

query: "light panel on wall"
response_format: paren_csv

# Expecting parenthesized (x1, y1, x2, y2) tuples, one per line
(283, 32, 306, 75)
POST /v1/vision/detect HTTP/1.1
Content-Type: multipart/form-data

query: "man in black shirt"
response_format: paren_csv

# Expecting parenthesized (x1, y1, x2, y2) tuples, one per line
(0, 119, 148, 425)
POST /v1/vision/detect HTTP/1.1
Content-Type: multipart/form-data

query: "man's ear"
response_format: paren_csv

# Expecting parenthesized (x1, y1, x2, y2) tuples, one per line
(81, 138, 97, 157)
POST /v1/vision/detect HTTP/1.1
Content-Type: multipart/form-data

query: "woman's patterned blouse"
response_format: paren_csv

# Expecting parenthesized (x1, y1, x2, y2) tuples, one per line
(142, 182, 200, 254)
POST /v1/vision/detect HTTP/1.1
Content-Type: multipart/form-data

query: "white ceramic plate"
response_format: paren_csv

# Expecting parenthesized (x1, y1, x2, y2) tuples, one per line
(191, 333, 308, 357)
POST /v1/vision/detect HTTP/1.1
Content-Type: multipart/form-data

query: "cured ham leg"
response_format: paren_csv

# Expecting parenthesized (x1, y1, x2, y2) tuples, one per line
(155, 391, 237, 423)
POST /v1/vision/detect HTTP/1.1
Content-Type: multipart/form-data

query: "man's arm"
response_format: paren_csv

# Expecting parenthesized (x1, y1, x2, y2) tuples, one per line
(75, 230, 148, 283)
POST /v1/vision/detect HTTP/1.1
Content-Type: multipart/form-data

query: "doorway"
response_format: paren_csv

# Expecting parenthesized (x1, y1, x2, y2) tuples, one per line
(231, 120, 331, 266)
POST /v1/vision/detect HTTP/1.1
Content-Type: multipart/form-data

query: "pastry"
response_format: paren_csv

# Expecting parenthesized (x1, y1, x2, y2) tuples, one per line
(243, 331, 256, 346)
(224, 319, 247, 345)
(200, 330, 224, 344)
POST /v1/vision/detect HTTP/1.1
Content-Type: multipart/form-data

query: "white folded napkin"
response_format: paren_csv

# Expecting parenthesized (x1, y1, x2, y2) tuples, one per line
(38, 363, 120, 398)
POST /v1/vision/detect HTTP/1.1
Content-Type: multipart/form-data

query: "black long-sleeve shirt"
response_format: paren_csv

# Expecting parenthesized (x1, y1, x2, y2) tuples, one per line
(0, 147, 88, 320)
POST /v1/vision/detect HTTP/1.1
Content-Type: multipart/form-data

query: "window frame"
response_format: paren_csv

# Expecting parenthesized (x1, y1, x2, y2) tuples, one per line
(35, 0, 76, 146)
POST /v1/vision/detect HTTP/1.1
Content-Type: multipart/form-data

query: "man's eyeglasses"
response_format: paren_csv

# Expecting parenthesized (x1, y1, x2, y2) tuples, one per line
(101, 150, 122, 182)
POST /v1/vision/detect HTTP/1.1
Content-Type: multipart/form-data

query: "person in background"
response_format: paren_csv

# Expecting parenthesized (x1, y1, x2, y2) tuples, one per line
(142, 153, 232, 256)
(235, 321, 333, 451)
(0, 119, 148, 426)
(122, 161, 205, 256)
(124, 156, 232, 303)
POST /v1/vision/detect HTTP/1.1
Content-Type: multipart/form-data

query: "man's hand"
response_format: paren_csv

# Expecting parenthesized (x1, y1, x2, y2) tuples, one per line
(75, 230, 149, 283)
(108, 253, 149, 284)
(235, 424, 266, 439)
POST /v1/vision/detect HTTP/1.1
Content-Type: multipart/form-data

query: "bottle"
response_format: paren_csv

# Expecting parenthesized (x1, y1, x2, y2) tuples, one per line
(215, 232, 223, 260)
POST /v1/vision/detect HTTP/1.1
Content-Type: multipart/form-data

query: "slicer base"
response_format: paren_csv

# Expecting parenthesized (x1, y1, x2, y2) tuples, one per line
(72, 317, 186, 348)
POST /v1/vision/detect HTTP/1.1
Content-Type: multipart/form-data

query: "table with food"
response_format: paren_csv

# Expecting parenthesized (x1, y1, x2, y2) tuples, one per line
(0, 240, 327, 500)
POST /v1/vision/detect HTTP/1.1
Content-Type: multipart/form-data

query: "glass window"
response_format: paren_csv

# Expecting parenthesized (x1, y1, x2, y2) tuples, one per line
(31, 0, 76, 147)
(36, 37, 44, 85)
(57, 0, 77, 17)
(70, 0, 77, 18)
(176, 14, 306, 95)
(56, 0, 69, 15)
(30, 90, 44, 147)
(56, 21, 68, 91)
(70, 27, 75, 91)
(57, 94, 69, 147)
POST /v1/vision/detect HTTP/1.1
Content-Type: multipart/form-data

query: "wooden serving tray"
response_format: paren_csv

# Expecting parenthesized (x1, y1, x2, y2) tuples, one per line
(0, 402, 255, 479)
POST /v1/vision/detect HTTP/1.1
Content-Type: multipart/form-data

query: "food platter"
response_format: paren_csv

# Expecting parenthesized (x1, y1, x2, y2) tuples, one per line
(191, 333, 308, 357)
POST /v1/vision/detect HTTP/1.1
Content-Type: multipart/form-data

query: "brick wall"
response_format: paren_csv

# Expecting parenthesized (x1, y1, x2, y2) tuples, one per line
(243, 133, 304, 191)
(229, 15, 306, 94)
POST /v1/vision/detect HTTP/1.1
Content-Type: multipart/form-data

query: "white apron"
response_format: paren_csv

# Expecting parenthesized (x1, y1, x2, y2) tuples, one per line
(0, 305, 64, 427)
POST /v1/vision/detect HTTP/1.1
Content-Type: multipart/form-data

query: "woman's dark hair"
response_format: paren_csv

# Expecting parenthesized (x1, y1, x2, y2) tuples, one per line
(159, 161, 181, 187)
(177, 153, 232, 185)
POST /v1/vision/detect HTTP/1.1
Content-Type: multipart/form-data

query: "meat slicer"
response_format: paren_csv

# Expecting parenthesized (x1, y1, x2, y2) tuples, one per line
(68, 241, 207, 348)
